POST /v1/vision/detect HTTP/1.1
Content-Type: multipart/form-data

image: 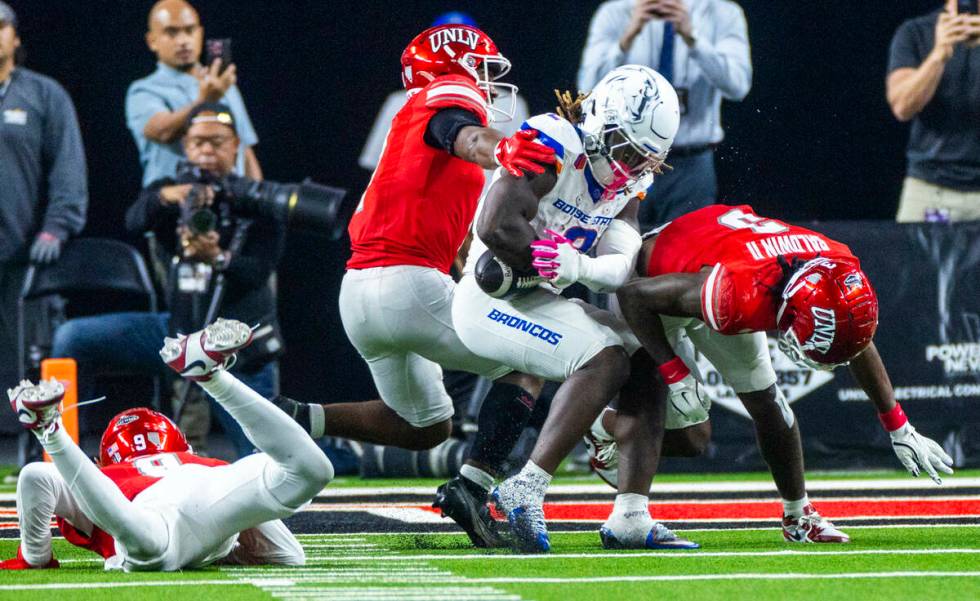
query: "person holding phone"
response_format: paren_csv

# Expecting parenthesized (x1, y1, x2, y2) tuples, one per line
(126, 0, 262, 185)
(577, 0, 752, 232)
(888, 0, 980, 223)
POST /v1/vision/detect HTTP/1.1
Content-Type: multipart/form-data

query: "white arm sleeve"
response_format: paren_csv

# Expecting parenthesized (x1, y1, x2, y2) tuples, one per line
(577, 219, 642, 293)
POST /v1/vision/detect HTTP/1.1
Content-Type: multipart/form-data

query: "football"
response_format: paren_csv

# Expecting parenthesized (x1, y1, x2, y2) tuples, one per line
(474, 249, 544, 299)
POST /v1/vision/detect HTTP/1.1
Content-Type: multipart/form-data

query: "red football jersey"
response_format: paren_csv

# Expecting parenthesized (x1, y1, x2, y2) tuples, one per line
(646, 205, 859, 334)
(347, 74, 490, 274)
(57, 452, 226, 559)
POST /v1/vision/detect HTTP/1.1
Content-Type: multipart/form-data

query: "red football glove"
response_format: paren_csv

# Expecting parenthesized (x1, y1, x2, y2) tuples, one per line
(494, 129, 557, 178)
(0, 546, 59, 570)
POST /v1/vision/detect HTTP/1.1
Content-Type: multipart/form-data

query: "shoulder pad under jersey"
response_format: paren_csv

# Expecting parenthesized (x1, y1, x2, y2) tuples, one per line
(520, 113, 585, 162)
(423, 74, 489, 123)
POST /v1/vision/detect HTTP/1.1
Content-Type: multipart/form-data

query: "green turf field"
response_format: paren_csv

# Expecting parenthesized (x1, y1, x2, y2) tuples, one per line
(1, 527, 978, 600)
(1, 470, 978, 600)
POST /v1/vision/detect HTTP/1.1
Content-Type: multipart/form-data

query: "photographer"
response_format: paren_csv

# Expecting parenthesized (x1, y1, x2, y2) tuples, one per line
(51, 103, 285, 459)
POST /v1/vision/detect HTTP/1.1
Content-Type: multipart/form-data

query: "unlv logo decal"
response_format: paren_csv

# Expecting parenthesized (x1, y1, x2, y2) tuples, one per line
(805, 307, 836, 353)
(428, 27, 480, 54)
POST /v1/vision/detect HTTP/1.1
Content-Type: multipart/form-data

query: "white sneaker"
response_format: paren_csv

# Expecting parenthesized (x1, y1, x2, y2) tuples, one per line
(160, 318, 254, 381)
(600, 512, 700, 550)
(8, 378, 64, 433)
(782, 504, 850, 543)
(584, 412, 617, 489)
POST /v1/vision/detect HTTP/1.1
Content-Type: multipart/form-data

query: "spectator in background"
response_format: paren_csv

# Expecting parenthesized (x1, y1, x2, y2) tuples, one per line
(0, 1, 87, 464)
(887, 0, 980, 223)
(578, 0, 751, 231)
(52, 104, 284, 460)
(126, 0, 261, 186)
(359, 11, 530, 174)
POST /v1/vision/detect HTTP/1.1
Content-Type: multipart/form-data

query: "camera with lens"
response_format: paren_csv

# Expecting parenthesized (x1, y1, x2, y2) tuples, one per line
(174, 161, 353, 240)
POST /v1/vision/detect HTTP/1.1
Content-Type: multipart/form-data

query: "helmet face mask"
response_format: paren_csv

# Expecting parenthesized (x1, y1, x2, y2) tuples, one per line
(461, 51, 516, 122)
(580, 65, 679, 198)
(400, 25, 518, 122)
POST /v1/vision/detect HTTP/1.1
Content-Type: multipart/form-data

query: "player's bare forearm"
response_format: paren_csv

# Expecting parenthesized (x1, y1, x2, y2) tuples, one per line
(143, 104, 199, 144)
(454, 126, 504, 170)
(477, 167, 556, 271)
(847, 342, 897, 414)
(886, 61, 945, 122)
(617, 274, 703, 365)
(244, 146, 263, 181)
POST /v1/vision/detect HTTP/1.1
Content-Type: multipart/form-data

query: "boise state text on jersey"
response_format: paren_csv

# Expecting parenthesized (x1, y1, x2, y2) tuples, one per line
(466, 112, 639, 283)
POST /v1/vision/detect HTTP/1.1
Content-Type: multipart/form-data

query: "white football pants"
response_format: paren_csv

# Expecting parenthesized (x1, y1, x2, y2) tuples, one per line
(31, 370, 332, 571)
(339, 266, 511, 427)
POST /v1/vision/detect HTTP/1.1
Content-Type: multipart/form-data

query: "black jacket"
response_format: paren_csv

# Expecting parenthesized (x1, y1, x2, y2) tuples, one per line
(125, 177, 286, 334)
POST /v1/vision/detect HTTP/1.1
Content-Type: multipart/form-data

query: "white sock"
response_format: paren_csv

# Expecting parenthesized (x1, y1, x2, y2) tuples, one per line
(783, 495, 809, 518)
(612, 493, 650, 519)
(516, 460, 552, 498)
(308, 403, 325, 439)
(604, 494, 654, 544)
(459, 464, 494, 492)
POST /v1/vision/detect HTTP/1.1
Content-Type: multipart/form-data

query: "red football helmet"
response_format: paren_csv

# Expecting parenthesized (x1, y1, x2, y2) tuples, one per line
(99, 407, 189, 466)
(775, 257, 879, 370)
(400, 24, 517, 121)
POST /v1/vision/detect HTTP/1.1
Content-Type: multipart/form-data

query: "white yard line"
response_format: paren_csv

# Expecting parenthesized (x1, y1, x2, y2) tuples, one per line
(0, 580, 245, 590)
(461, 571, 980, 584)
(288, 548, 980, 562)
(4, 571, 979, 591)
(298, 477, 980, 498)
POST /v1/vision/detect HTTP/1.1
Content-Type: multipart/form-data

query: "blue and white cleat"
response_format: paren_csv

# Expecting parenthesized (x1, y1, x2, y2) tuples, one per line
(491, 479, 550, 553)
(600, 520, 699, 550)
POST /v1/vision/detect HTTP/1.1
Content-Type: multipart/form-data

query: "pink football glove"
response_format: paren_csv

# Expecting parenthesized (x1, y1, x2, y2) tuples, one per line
(494, 129, 557, 178)
(530, 229, 581, 288)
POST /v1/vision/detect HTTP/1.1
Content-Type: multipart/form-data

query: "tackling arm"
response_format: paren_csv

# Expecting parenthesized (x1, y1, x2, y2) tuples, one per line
(426, 108, 556, 174)
(849, 342, 954, 483)
(617, 264, 706, 365)
(477, 168, 557, 271)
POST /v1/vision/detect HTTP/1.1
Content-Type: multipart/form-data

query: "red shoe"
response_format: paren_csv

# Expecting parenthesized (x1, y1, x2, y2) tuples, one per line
(7, 378, 64, 432)
(160, 318, 254, 381)
(783, 504, 850, 543)
(0, 546, 59, 570)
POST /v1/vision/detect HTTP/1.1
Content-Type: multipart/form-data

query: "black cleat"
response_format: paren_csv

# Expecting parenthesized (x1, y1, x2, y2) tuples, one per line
(433, 476, 506, 548)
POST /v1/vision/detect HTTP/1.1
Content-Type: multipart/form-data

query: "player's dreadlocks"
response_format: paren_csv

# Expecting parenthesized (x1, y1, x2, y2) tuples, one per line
(555, 90, 588, 123)
(553, 89, 672, 180)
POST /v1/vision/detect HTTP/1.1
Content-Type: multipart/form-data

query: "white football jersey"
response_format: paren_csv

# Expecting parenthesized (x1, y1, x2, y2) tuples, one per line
(466, 113, 637, 279)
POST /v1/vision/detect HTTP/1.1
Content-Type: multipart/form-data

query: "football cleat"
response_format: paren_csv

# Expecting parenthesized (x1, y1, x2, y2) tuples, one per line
(160, 318, 254, 381)
(600, 519, 700, 550)
(8, 378, 64, 432)
(433, 476, 505, 548)
(782, 504, 850, 543)
(491, 479, 550, 553)
(584, 415, 618, 489)
(0, 547, 59, 570)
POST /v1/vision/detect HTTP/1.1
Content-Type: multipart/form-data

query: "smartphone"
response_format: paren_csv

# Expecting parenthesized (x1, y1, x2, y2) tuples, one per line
(957, 0, 978, 14)
(205, 38, 233, 74)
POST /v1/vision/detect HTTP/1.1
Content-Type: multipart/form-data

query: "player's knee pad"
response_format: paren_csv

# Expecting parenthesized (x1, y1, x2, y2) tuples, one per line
(17, 461, 58, 491)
